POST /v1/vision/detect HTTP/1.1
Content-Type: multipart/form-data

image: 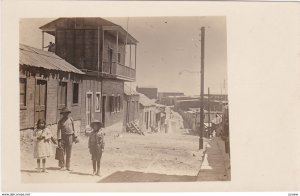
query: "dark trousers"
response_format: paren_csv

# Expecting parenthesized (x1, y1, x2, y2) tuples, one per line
(59, 134, 73, 169)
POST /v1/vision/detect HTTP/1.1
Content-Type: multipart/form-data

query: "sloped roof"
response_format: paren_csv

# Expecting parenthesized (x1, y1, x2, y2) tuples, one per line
(40, 17, 138, 44)
(40, 17, 117, 31)
(138, 93, 155, 107)
(124, 84, 139, 95)
(19, 44, 84, 74)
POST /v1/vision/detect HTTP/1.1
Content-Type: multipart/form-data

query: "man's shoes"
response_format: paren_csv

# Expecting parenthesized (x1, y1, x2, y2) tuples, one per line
(66, 168, 72, 171)
(96, 172, 101, 176)
(60, 167, 66, 171)
(92, 171, 96, 176)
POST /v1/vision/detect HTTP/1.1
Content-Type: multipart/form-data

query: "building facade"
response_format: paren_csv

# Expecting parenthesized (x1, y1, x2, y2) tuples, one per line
(123, 84, 140, 129)
(39, 17, 138, 129)
(138, 93, 157, 132)
(136, 86, 158, 100)
(19, 44, 85, 135)
(157, 92, 184, 106)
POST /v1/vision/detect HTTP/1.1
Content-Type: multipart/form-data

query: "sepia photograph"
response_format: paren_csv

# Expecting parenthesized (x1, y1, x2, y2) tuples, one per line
(19, 16, 230, 183)
(2, 0, 299, 193)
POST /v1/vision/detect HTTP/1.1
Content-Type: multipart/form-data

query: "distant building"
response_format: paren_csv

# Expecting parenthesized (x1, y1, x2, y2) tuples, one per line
(174, 94, 228, 136)
(157, 92, 184, 105)
(138, 93, 163, 132)
(123, 84, 140, 129)
(136, 86, 158, 99)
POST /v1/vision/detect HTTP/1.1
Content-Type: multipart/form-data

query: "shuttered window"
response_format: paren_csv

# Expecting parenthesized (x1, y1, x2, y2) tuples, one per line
(110, 95, 114, 113)
(20, 78, 27, 107)
(72, 83, 79, 104)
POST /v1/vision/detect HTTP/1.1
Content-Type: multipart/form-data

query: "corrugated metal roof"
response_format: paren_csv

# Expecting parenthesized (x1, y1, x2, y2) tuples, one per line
(19, 44, 84, 74)
(138, 93, 155, 107)
(124, 84, 139, 95)
(40, 18, 138, 44)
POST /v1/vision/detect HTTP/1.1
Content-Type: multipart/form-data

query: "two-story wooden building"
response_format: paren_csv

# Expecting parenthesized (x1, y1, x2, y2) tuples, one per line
(20, 17, 138, 137)
(39, 17, 138, 130)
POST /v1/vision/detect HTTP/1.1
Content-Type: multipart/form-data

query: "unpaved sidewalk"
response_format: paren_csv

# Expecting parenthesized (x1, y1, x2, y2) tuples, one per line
(197, 137, 231, 181)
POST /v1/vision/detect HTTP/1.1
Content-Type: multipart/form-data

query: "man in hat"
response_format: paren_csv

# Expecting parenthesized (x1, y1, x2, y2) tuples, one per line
(57, 106, 79, 171)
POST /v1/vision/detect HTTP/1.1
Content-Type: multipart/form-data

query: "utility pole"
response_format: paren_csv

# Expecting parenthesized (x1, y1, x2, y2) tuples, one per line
(208, 87, 210, 138)
(199, 26, 205, 150)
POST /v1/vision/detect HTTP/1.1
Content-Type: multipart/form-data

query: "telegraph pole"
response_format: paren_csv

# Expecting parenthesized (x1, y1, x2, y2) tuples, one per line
(208, 87, 210, 138)
(199, 27, 205, 150)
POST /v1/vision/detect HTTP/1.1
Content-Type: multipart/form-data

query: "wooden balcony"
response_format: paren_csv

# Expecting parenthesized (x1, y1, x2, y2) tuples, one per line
(102, 62, 136, 82)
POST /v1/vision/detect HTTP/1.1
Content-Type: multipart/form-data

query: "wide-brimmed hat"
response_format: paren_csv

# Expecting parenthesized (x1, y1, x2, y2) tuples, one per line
(90, 120, 103, 128)
(60, 107, 71, 114)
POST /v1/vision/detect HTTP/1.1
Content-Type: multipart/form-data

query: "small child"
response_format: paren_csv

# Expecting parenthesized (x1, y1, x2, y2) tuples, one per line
(88, 120, 105, 176)
(33, 119, 53, 172)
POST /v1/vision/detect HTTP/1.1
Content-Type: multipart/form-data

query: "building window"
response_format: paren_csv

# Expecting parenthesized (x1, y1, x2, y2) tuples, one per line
(136, 101, 139, 112)
(58, 81, 67, 108)
(110, 95, 114, 113)
(118, 53, 121, 64)
(117, 95, 121, 112)
(20, 78, 27, 107)
(72, 83, 79, 104)
(95, 92, 101, 112)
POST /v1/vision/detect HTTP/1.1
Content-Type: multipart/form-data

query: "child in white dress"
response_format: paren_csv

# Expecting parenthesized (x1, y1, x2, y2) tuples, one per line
(33, 119, 53, 172)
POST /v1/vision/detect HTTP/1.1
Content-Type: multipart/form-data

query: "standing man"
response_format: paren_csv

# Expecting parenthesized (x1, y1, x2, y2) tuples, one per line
(57, 107, 79, 171)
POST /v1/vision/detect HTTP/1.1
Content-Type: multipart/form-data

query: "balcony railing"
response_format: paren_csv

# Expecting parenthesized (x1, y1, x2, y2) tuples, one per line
(102, 62, 136, 81)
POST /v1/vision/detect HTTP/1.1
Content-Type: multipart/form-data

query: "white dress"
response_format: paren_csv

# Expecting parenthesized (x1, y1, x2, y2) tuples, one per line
(33, 128, 53, 159)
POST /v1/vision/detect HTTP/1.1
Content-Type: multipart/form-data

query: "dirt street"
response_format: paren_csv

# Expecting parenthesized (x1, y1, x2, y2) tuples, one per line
(21, 110, 205, 183)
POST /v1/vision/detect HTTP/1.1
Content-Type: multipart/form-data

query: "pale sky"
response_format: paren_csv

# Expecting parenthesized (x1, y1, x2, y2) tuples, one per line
(20, 17, 227, 95)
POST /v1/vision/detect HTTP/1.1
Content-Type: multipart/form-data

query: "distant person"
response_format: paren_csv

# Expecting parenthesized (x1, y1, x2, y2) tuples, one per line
(164, 120, 168, 133)
(88, 120, 105, 176)
(33, 119, 53, 173)
(43, 42, 55, 52)
(57, 107, 79, 171)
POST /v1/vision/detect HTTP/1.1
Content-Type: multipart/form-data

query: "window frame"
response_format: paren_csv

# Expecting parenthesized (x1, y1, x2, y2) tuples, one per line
(20, 77, 27, 109)
(110, 94, 115, 114)
(117, 52, 121, 64)
(72, 82, 79, 105)
(95, 92, 101, 112)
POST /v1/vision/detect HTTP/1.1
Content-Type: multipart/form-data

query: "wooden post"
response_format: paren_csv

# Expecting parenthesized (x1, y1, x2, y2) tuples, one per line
(208, 87, 210, 137)
(135, 44, 137, 69)
(42, 31, 44, 50)
(102, 29, 105, 73)
(97, 26, 100, 78)
(129, 44, 132, 68)
(199, 27, 205, 150)
(116, 31, 119, 63)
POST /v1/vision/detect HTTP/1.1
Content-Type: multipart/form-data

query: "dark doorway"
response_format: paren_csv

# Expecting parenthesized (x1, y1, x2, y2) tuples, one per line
(102, 95, 106, 127)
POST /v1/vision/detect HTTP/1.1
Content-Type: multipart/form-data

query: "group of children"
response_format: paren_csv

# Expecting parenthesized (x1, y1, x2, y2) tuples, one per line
(33, 119, 105, 176)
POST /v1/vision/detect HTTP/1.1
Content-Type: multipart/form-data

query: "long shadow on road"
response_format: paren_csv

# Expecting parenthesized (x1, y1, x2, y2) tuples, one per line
(98, 170, 196, 182)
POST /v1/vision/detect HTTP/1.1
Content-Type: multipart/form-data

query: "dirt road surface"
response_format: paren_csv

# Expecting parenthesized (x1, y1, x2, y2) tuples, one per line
(21, 110, 206, 183)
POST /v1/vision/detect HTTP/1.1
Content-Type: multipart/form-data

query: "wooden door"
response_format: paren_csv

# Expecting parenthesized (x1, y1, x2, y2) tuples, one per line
(35, 80, 47, 124)
(86, 93, 93, 126)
